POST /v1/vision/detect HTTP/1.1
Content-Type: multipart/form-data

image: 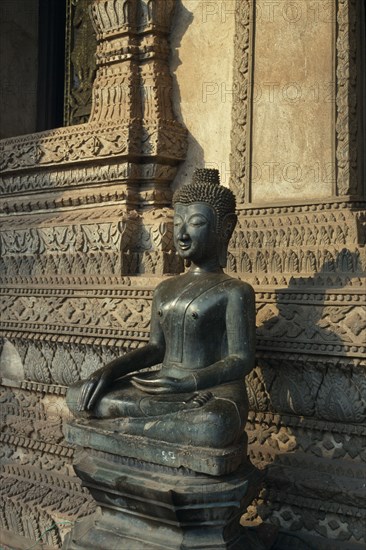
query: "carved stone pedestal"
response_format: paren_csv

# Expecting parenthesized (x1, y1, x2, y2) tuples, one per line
(63, 420, 265, 549)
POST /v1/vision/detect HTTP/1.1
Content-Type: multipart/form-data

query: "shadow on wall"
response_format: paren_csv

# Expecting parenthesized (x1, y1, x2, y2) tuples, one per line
(251, 249, 365, 424)
(170, 0, 205, 190)
(245, 250, 366, 548)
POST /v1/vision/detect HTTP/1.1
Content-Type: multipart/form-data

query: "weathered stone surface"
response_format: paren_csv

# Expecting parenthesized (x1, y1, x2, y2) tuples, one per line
(62, 439, 264, 550)
(171, 0, 235, 188)
(65, 419, 247, 476)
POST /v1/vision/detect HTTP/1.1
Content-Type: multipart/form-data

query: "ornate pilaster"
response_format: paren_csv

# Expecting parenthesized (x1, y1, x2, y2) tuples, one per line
(229, 0, 252, 205)
(64, 0, 97, 126)
(0, 0, 186, 275)
(335, 0, 362, 197)
(88, 0, 140, 125)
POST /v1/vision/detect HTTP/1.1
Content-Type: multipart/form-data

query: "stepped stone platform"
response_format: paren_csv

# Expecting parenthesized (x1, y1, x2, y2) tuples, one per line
(63, 419, 266, 549)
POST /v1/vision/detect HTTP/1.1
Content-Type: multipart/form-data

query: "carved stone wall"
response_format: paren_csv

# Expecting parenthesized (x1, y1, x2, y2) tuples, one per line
(0, 0, 186, 546)
(229, 0, 366, 548)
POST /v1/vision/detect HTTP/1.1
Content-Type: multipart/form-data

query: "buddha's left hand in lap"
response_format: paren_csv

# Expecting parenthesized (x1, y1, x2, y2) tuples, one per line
(131, 373, 197, 394)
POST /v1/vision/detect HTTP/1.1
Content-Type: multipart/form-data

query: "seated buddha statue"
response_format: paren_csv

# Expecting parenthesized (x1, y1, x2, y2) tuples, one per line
(66, 168, 256, 449)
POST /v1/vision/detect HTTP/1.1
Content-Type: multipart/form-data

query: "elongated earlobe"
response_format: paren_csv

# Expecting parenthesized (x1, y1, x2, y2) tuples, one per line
(222, 213, 237, 240)
(218, 240, 228, 268)
(219, 213, 237, 268)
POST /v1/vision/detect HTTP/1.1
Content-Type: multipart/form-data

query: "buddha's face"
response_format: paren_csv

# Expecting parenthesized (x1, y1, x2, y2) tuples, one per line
(173, 202, 219, 265)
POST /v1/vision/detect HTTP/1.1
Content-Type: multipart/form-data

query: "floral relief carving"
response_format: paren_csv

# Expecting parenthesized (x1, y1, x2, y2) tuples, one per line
(230, 0, 252, 204)
(316, 368, 366, 423)
(257, 302, 365, 347)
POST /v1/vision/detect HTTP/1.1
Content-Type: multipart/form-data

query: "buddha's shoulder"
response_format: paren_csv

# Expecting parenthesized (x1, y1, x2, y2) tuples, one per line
(152, 274, 254, 298)
(152, 275, 181, 294)
(223, 276, 255, 300)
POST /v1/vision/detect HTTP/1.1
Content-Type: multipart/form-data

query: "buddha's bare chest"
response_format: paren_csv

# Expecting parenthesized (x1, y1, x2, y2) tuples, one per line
(157, 276, 229, 363)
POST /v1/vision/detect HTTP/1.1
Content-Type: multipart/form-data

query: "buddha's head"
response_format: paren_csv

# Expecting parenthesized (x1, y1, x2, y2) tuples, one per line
(173, 168, 237, 268)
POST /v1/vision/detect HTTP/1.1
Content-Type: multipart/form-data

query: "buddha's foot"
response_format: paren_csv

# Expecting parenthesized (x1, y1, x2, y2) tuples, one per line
(108, 417, 131, 431)
(189, 391, 214, 408)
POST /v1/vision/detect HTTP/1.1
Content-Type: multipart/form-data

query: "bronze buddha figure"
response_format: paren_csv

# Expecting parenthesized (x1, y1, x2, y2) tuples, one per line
(66, 168, 256, 449)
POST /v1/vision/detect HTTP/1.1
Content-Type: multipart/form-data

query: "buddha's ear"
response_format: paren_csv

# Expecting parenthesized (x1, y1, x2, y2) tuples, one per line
(222, 213, 237, 241)
(219, 213, 237, 268)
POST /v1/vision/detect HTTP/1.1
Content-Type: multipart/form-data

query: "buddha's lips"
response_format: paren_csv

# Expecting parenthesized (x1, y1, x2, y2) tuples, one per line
(178, 243, 191, 250)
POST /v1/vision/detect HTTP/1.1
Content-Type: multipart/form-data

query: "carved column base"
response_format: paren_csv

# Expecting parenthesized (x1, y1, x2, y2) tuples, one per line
(63, 420, 266, 549)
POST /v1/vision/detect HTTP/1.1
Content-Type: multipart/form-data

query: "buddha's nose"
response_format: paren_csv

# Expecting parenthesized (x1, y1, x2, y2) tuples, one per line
(177, 225, 189, 240)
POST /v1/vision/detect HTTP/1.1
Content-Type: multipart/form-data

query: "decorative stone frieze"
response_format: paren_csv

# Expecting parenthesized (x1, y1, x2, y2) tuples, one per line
(0, 0, 187, 276)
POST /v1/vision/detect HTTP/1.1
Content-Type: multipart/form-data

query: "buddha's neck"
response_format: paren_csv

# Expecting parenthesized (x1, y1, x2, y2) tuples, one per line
(189, 259, 223, 274)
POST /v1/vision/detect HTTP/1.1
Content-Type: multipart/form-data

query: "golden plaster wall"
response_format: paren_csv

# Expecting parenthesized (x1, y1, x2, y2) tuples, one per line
(251, 0, 335, 202)
(171, 0, 235, 188)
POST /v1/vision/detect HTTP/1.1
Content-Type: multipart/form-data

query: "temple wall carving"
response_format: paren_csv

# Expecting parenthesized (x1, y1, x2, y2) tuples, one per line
(0, 1, 186, 546)
(0, 0, 365, 548)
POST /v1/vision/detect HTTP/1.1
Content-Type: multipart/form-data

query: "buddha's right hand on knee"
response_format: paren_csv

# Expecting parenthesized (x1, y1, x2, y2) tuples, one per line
(77, 367, 113, 412)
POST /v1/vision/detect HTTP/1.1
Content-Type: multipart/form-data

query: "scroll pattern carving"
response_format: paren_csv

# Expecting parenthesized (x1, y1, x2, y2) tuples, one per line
(336, 0, 360, 196)
(247, 358, 366, 424)
(229, 203, 365, 279)
(257, 301, 366, 351)
(0, 221, 123, 282)
(230, 0, 251, 204)
(0, 292, 152, 345)
(0, 162, 177, 196)
(0, 207, 181, 282)
(246, 410, 366, 546)
(0, 123, 141, 172)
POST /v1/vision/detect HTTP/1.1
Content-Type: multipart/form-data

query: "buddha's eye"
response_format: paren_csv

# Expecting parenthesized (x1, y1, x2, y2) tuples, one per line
(174, 216, 183, 227)
(188, 216, 207, 227)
